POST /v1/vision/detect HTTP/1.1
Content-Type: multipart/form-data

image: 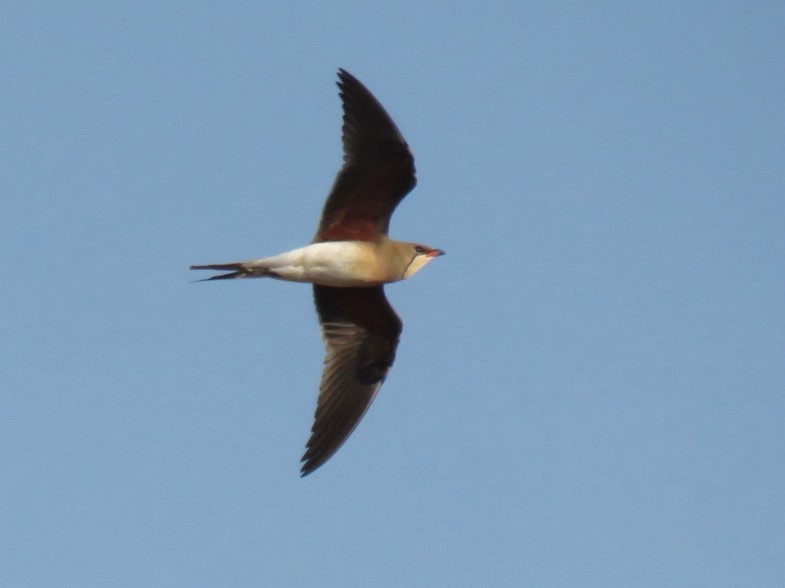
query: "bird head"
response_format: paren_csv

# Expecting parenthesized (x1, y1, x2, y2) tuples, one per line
(402, 243, 445, 279)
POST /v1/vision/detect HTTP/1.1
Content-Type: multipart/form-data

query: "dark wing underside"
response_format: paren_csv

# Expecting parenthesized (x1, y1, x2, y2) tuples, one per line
(314, 69, 416, 243)
(301, 285, 403, 476)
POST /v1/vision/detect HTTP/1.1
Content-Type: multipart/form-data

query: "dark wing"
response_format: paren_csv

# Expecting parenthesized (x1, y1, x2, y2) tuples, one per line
(301, 285, 403, 476)
(314, 69, 416, 243)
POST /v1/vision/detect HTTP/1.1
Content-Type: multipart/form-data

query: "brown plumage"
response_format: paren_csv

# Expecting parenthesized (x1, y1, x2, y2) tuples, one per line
(314, 69, 416, 243)
(190, 69, 443, 477)
(300, 70, 421, 475)
(302, 286, 402, 475)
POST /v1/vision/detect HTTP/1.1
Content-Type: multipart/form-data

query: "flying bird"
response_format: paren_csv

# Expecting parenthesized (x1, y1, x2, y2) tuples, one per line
(191, 69, 444, 476)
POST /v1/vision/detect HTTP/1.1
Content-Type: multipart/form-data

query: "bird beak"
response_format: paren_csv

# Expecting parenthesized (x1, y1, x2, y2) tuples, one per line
(427, 249, 446, 258)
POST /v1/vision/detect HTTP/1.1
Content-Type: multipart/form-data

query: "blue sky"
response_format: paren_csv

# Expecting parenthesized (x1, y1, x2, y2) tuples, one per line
(2, 2, 784, 586)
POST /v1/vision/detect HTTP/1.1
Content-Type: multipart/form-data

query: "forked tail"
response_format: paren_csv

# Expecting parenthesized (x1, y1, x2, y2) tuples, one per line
(189, 263, 252, 281)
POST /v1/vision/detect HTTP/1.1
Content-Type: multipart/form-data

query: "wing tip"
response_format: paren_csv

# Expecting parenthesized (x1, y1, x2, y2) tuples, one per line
(336, 67, 358, 99)
(299, 448, 331, 477)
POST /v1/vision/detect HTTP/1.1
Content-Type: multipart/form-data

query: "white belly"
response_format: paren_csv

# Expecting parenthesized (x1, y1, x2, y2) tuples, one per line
(258, 242, 393, 287)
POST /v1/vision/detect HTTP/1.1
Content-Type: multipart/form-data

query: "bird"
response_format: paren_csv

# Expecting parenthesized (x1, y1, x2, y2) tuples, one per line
(191, 69, 444, 476)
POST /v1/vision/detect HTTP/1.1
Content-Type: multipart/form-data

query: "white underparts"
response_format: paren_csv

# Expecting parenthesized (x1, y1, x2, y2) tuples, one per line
(236, 239, 437, 287)
(241, 242, 393, 287)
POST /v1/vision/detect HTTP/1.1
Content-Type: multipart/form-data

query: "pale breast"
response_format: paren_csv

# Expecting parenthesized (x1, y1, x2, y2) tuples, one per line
(300, 242, 393, 286)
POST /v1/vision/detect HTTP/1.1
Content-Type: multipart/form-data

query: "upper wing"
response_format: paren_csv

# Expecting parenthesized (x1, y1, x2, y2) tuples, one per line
(301, 285, 403, 476)
(314, 69, 416, 243)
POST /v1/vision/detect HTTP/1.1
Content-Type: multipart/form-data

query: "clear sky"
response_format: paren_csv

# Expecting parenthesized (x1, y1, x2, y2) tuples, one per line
(2, 2, 784, 586)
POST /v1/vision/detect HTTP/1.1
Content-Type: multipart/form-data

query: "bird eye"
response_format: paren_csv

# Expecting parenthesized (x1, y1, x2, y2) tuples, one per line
(414, 245, 426, 254)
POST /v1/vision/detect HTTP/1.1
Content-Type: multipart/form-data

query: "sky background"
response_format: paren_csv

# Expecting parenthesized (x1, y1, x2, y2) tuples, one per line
(2, 2, 784, 586)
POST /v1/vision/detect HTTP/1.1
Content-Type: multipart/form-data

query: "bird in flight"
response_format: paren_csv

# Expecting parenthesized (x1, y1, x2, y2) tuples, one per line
(191, 69, 444, 476)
